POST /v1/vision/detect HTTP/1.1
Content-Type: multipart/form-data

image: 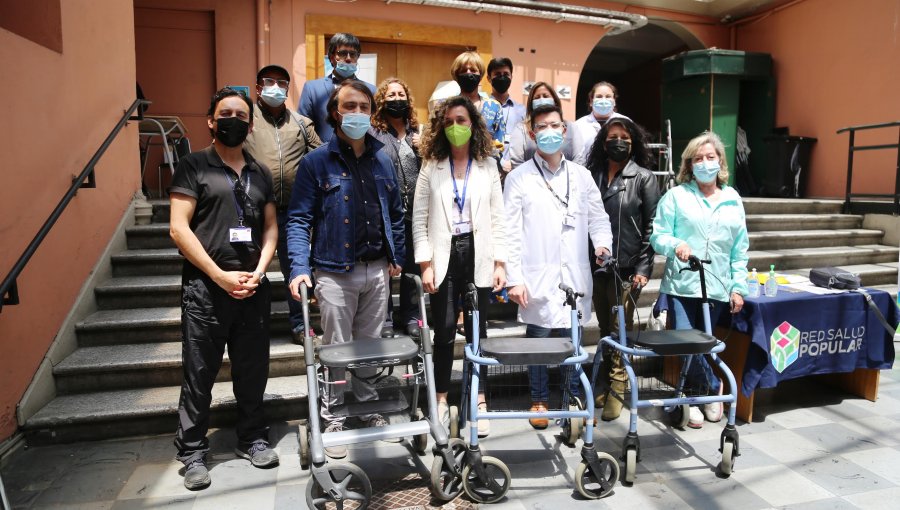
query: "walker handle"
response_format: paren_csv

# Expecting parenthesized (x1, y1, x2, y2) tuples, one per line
(558, 283, 584, 307)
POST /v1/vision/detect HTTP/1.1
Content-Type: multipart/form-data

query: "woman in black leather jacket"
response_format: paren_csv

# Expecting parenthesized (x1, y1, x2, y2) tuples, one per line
(371, 77, 423, 338)
(585, 117, 660, 421)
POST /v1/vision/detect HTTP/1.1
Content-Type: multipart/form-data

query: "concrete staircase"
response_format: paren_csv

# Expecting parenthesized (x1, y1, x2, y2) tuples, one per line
(21, 198, 899, 444)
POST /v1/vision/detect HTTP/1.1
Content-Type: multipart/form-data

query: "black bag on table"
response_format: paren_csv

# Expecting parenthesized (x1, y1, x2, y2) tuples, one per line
(809, 267, 861, 290)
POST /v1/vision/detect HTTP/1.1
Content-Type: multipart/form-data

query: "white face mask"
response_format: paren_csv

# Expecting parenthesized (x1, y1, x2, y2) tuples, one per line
(260, 85, 287, 107)
(532, 97, 555, 110)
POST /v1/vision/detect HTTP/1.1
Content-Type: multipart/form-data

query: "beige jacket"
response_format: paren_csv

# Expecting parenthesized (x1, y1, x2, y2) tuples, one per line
(244, 106, 321, 210)
(412, 157, 508, 288)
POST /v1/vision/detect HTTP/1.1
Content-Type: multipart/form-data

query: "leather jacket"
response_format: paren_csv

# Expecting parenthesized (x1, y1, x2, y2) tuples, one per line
(591, 160, 660, 277)
(370, 126, 421, 222)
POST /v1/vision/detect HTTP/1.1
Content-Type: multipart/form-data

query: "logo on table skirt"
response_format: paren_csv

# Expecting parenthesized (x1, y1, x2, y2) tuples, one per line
(770, 321, 800, 373)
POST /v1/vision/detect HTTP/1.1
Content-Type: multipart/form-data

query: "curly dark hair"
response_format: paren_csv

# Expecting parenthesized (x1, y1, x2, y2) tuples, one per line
(371, 77, 419, 133)
(420, 95, 492, 161)
(585, 117, 651, 172)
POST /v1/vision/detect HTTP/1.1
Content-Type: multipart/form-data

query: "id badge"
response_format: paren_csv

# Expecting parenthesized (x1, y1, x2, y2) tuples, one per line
(563, 214, 576, 228)
(453, 220, 472, 235)
(229, 227, 253, 243)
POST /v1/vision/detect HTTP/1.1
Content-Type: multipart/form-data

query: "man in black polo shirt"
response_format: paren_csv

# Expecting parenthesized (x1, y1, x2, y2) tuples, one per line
(286, 80, 405, 459)
(169, 87, 279, 490)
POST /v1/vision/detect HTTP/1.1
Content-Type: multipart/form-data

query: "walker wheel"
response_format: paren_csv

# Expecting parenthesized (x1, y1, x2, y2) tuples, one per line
(562, 396, 585, 446)
(449, 405, 460, 439)
(719, 440, 736, 476)
(429, 438, 466, 501)
(298, 422, 310, 470)
(306, 462, 372, 510)
(462, 456, 511, 504)
(574, 452, 619, 499)
(413, 409, 428, 455)
(624, 447, 637, 484)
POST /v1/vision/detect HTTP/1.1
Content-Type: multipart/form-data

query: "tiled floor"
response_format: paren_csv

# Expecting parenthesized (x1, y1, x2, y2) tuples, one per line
(4, 363, 900, 509)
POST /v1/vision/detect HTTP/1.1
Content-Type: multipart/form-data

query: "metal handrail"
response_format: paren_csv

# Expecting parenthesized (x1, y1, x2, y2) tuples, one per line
(839, 120, 900, 215)
(0, 98, 151, 313)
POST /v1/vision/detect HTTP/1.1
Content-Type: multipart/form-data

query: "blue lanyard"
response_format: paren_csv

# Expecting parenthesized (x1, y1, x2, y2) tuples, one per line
(533, 155, 569, 209)
(222, 169, 249, 225)
(450, 157, 472, 214)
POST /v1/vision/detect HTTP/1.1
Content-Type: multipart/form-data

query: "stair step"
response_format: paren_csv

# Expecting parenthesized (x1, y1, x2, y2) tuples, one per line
(748, 229, 884, 250)
(741, 197, 843, 215)
(746, 244, 899, 271)
(95, 273, 288, 309)
(111, 248, 183, 276)
(53, 337, 303, 394)
(125, 223, 172, 250)
(746, 213, 862, 231)
(787, 262, 899, 287)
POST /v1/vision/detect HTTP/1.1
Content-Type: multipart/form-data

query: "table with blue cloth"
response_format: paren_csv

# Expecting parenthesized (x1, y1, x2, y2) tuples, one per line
(714, 287, 897, 421)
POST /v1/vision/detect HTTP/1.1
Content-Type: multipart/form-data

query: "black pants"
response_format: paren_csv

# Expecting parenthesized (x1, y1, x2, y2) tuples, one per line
(387, 218, 422, 327)
(431, 233, 490, 394)
(174, 271, 272, 464)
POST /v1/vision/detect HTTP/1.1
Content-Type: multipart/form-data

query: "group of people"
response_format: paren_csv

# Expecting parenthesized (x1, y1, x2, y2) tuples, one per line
(167, 32, 750, 491)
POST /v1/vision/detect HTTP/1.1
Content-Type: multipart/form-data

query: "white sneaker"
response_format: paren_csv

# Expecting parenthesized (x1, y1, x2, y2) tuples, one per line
(688, 406, 704, 429)
(477, 402, 490, 438)
(703, 380, 724, 422)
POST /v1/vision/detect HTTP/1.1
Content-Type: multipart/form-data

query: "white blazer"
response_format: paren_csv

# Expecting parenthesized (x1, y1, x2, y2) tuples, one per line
(412, 157, 508, 288)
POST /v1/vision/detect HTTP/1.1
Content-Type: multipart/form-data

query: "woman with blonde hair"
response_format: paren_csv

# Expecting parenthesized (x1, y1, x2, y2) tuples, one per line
(413, 95, 508, 437)
(371, 77, 423, 338)
(650, 131, 749, 429)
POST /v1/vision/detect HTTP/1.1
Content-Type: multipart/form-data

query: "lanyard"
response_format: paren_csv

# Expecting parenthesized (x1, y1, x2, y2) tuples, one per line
(222, 169, 250, 225)
(534, 155, 569, 209)
(450, 157, 473, 214)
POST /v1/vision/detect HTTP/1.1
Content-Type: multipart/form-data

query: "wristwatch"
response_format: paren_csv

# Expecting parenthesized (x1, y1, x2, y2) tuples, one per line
(255, 271, 267, 281)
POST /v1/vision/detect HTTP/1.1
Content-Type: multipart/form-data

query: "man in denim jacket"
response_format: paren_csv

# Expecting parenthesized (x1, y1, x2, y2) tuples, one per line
(286, 80, 405, 458)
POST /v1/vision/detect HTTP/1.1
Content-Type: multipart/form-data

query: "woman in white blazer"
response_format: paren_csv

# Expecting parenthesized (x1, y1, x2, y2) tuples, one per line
(413, 95, 507, 437)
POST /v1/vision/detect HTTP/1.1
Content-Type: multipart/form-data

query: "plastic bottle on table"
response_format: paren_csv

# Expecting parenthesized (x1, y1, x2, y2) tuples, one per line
(765, 264, 778, 297)
(747, 268, 760, 298)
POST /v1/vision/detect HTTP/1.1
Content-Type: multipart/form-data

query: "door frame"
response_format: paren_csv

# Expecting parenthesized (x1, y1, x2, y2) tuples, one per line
(304, 14, 493, 80)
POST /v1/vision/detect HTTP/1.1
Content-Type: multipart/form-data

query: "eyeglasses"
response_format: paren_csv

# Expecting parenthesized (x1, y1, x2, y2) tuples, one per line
(534, 121, 564, 131)
(261, 77, 289, 89)
(334, 49, 360, 59)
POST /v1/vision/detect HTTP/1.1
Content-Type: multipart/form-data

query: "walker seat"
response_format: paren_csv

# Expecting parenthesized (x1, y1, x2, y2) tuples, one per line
(480, 337, 575, 365)
(627, 329, 718, 355)
(317, 337, 419, 368)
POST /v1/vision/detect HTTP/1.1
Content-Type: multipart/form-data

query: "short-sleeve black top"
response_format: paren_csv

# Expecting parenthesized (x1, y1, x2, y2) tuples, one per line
(168, 145, 274, 272)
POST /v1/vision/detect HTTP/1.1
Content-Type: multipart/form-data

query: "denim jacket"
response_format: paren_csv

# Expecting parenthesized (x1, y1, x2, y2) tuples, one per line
(285, 134, 406, 280)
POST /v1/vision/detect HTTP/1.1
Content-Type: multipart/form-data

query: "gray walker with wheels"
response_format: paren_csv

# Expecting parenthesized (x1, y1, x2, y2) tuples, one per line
(592, 255, 741, 484)
(298, 275, 465, 509)
(447, 282, 620, 503)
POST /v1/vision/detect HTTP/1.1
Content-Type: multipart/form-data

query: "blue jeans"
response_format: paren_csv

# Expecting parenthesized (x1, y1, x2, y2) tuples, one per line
(277, 210, 304, 334)
(525, 324, 582, 402)
(669, 295, 725, 394)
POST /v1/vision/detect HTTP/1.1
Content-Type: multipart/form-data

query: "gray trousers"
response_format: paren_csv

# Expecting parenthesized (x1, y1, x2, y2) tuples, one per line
(314, 259, 389, 425)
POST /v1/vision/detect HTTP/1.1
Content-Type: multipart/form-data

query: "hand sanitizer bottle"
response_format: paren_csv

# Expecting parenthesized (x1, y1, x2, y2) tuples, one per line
(747, 268, 760, 298)
(765, 264, 778, 297)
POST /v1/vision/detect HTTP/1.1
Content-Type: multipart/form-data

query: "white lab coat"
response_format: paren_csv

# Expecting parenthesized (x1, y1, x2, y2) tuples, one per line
(504, 155, 612, 328)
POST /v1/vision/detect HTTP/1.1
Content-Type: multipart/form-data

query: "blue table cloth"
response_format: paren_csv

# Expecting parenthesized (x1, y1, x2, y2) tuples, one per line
(656, 289, 897, 397)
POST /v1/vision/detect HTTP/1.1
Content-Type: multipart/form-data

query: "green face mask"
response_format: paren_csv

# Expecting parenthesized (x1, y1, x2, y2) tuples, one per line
(444, 124, 472, 147)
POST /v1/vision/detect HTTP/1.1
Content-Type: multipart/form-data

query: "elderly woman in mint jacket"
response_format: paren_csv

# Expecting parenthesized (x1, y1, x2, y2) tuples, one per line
(650, 130, 749, 430)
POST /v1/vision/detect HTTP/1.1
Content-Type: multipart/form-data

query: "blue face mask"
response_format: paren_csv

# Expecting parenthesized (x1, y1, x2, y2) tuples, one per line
(535, 128, 564, 155)
(334, 62, 358, 78)
(592, 98, 614, 116)
(692, 160, 721, 183)
(340, 112, 370, 140)
(260, 85, 287, 107)
(532, 97, 555, 110)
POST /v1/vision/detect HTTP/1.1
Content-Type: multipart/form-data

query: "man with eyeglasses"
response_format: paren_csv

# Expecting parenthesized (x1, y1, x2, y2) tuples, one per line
(168, 87, 280, 490)
(245, 64, 322, 346)
(286, 80, 405, 459)
(503, 104, 611, 429)
(299, 33, 376, 142)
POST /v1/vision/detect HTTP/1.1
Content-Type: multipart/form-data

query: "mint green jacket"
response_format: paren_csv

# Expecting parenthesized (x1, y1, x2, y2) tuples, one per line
(650, 181, 749, 303)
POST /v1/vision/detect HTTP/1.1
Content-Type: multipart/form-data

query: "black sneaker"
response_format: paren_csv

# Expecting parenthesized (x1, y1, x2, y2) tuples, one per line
(183, 458, 211, 490)
(380, 326, 396, 338)
(406, 321, 421, 341)
(234, 441, 279, 468)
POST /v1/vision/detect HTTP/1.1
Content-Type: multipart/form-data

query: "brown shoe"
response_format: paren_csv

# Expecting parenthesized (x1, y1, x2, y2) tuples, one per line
(529, 402, 549, 429)
(601, 380, 626, 421)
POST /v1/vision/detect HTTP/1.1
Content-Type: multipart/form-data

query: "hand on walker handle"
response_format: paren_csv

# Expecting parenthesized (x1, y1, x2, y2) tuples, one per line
(289, 274, 312, 302)
(675, 243, 691, 262)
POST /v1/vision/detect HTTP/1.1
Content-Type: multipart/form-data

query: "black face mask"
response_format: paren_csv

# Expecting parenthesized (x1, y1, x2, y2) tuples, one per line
(215, 117, 250, 147)
(491, 75, 511, 94)
(456, 73, 482, 93)
(384, 100, 410, 119)
(605, 139, 631, 163)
